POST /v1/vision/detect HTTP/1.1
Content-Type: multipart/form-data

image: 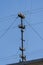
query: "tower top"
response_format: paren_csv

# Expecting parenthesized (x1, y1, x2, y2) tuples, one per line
(18, 13, 25, 19)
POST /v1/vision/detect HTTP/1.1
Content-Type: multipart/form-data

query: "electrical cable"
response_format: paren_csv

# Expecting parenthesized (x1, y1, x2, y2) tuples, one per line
(31, 8, 43, 13)
(0, 13, 17, 20)
(0, 49, 19, 61)
(25, 21, 43, 26)
(28, 0, 32, 22)
(30, 25, 43, 40)
(0, 16, 18, 39)
(0, 8, 43, 21)
(25, 19, 43, 40)
(24, 0, 43, 41)
(0, 14, 17, 23)
(24, 8, 43, 15)
(30, 22, 43, 26)
(26, 48, 43, 57)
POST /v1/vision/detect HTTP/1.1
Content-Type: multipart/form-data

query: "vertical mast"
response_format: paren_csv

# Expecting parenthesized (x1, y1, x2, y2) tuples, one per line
(18, 13, 26, 62)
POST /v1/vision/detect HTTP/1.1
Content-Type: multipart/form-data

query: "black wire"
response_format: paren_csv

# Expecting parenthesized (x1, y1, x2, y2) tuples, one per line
(0, 13, 17, 20)
(0, 16, 18, 39)
(23, 8, 43, 16)
(30, 22, 43, 26)
(26, 48, 43, 57)
(25, 19, 43, 40)
(24, 0, 43, 41)
(31, 8, 43, 12)
(0, 49, 19, 61)
(30, 25, 43, 40)
(28, 0, 32, 21)
(0, 8, 43, 21)
(0, 14, 17, 24)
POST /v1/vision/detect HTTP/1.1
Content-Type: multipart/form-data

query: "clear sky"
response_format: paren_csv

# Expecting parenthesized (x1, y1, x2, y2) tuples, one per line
(0, 0, 43, 65)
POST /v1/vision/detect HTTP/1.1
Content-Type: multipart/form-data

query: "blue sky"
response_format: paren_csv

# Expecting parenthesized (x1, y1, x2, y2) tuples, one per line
(0, 0, 43, 65)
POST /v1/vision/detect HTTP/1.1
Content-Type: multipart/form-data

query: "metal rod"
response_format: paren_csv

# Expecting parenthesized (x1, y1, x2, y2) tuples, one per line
(18, 13, 26, 62)
(21, 18, 24, 62)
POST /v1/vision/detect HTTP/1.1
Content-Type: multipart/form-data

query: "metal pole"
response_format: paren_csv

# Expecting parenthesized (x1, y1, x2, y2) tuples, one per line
(21, 18, 24, 62)
(18, 13, 26, 62)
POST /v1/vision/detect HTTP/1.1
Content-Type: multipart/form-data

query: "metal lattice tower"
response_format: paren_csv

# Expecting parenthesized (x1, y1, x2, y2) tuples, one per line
(18, 13, 26, 62)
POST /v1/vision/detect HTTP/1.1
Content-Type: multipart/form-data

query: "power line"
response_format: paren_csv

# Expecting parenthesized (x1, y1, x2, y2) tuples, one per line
(30, 25, 43, 40)
(0, 55, 17, 61)
(24, 0, 43, 41)
(26, 48, 43, 56)
(23, 8, 43, 16)
(0, 8, 43, 23)
(25, 20, 43, 26)
(0, 8, 43, 21)
(0, 16, 18, 39)
(19, 7, 43, 16)
(30, 22, 43, 26)
(0, 49, 19, 61)
(31, 8, 43, 12)
(28, 0, 32, 22)
(0, 14, 17, 24)
(25, 19, 43, 40)
(0, 13, 17, 20)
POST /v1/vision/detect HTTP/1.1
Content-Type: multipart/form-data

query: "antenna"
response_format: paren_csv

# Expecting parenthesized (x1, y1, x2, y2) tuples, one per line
(18, 13, 26, 62)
